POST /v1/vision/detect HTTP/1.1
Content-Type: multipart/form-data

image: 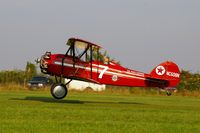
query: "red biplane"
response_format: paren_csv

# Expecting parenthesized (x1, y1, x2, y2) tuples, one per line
(38, 38, 181, 99)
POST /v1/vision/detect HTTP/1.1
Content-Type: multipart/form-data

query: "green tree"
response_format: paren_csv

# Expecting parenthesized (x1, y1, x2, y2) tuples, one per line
(177, 70, 200, 91)
(25, 62, 37, 81)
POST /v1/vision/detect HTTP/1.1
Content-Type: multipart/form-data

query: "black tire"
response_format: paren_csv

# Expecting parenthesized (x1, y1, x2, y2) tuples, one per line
(51, 83, 68, 99)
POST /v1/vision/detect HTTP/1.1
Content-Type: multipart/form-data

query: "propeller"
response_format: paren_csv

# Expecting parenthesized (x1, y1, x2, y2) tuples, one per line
(35, 58, 40, 64)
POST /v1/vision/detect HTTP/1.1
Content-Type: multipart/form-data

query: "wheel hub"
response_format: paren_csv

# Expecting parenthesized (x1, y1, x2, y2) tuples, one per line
(53, 85, 66, 98)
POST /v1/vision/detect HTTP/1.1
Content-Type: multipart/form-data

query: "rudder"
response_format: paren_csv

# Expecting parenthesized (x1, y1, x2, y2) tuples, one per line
(150, 61, 181, 87)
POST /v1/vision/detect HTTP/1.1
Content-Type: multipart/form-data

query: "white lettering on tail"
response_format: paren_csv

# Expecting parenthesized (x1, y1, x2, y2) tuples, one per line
(166, 72, 180, 78)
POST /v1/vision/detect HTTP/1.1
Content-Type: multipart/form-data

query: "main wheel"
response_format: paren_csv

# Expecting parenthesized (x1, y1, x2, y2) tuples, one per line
(51, 83, 68, 99)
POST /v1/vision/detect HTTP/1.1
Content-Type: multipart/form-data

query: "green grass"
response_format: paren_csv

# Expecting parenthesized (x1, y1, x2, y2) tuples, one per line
(0, 90, 200, 133)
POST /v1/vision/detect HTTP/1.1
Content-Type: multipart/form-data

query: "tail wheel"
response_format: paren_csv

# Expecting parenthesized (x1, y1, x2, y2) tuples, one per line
(166, 91, 172, 96)
(51, 83, 68, 99)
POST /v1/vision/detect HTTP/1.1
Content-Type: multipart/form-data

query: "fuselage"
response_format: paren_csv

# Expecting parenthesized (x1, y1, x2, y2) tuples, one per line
(40, 53, 168, 88)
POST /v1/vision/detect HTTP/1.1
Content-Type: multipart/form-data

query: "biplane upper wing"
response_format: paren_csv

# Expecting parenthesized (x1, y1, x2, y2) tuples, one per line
(66, 38, 102, 49)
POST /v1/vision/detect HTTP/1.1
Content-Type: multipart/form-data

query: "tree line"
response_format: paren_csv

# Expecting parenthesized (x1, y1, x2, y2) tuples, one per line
(0, 62, 37, 84)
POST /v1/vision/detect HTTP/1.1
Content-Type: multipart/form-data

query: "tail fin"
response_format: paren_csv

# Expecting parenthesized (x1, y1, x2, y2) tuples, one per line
(150, 61, 181, 87)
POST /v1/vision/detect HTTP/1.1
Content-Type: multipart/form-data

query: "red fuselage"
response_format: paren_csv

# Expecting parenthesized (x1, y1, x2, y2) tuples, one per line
(40, 54, 176, 88)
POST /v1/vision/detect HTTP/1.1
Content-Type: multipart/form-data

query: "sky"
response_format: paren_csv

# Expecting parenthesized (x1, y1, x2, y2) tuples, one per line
(0, 0, 200, 73)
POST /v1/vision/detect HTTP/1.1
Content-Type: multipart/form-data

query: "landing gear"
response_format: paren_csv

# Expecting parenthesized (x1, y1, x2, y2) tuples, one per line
(51, 83, 68, 99)
(166, 91, 172, 96)
(50, 75, 72, 99)
(159, 88, 173, 96)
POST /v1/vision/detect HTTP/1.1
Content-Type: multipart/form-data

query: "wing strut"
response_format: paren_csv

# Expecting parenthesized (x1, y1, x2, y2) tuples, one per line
(90, 45, 93, 79)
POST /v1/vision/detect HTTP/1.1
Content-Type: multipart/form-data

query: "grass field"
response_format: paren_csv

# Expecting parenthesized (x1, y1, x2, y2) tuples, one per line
(0, 89, 200, 133)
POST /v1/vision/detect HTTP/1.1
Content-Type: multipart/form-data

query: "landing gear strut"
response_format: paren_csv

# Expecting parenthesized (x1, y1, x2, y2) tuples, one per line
(50, 76, 72, 99)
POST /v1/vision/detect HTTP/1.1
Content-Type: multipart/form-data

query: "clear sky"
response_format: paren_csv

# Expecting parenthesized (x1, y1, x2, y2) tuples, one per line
(0, 0, 200, 73)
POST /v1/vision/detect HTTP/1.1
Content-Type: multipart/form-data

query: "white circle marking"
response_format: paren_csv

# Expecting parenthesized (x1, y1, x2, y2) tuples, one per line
(156, 66, 166, 76)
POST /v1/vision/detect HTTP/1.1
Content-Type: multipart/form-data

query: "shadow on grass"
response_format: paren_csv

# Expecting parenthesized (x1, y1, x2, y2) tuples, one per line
(10, 97, 84, 104)
(10, 96, 146, 105)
